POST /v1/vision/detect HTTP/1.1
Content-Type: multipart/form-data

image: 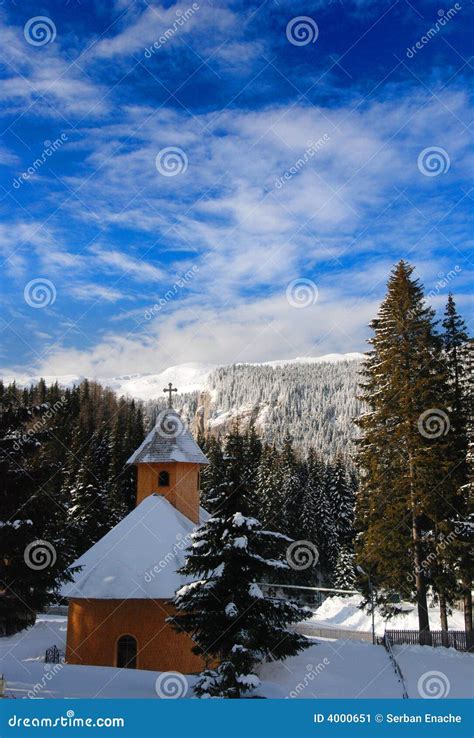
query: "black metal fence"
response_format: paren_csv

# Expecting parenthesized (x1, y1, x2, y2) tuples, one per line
(386, 629, 469, 652)
(45, 645, 64, 663)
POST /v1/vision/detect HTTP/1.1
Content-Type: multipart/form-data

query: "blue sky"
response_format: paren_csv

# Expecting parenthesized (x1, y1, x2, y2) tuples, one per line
(0, 0, 472, 378)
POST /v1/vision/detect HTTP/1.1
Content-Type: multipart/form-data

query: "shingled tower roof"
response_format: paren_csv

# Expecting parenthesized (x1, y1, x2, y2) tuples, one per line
(126, 409, 209, 466)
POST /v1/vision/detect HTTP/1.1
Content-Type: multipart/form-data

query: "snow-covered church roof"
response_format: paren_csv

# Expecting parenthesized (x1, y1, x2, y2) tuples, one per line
(126, 409, 209, 465)
(62, 495, 207, 600)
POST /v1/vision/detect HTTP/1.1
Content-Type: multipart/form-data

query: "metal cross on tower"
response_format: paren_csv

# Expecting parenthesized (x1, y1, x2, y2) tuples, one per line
(163, 382, 178, 408)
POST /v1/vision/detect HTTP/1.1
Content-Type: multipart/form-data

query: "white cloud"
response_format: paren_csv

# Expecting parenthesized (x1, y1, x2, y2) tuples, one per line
(69, 282, 126, 302)
(0, 13, 108, 119)
(89, 1, 247, 64)
(90, 245, 167, 282)
(2, 65, 471, 376)
(32, 285, 379, 377)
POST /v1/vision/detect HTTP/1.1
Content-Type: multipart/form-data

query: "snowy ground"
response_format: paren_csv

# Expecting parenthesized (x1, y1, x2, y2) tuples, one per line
(1, 612, 471, 699)
(257, 637, 402, 698)
(394, 644, 473, 699)
(308, 595, 466, 635)
(0, 616, 175, 699)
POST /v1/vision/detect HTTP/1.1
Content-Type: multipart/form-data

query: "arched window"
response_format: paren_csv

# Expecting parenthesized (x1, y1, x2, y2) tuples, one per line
(158, 470, 170, 487)
(116, 635, 137, 669)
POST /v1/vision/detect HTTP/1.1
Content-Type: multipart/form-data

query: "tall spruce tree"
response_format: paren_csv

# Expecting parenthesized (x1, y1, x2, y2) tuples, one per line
(356, 261, 454, 642)
(325, 457, 355, 548)
(0, 390, 73, 634)
(242, 425, 263, 515)
(199, 435, 226, 512)
(457, 407, 473, 649)
(107, 400, 143, 513)
(67, 450, 110, 556)
(255, 444, 283, 529)
(439, 298, 472, 642)
(171, 459, 310, 698)
(299, 450, 338, 582)
(442, 294, 469, 419)
(312, 477, 339, 580)
(279, 435, 304, 537)
(333, 547, 357, 592)
(299, 453, 319, 545)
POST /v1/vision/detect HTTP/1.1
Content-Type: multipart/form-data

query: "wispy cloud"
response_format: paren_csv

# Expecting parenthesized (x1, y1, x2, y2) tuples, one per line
(69, 282, 126, 302)
(90, 245, 167, 282)
(0, 0, 471, 377)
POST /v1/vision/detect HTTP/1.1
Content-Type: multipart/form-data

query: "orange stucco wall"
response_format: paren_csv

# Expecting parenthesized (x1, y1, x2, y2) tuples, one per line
(66, 598, 206, 673)
(136, 462, 200, 522)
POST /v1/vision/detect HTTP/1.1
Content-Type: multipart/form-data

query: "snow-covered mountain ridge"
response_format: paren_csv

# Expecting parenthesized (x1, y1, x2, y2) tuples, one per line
(148, 354, 364, 458)
(2, 353, 363, 402)
(3, 353, 364, 457)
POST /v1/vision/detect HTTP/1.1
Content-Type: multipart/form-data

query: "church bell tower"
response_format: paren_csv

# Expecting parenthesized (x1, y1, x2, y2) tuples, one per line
(126, 383, 209, 523)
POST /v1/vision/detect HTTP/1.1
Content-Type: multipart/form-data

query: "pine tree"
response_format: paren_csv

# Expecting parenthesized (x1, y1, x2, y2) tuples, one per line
(67, 451, 109, 556)
(199, 435, 226, 512)
(325, 457, 355, 548)
(311, 467, 338, 580)
(456, 420, 474, 650)
(255, 444, 283, 529)
(279, 435, 304, 537)
(440, 298, 472, 642)
(0, 390, 73, 634)
(107, 401, 143, 514)
(298, 449, 331, 585)
(442, 294, 469, 419)
(0, 375, 147, 632)
(299, 452, 320, 546)
(223, 422, 246, 495)
(171, 462, 310, 698)
(242, 425, 263, 515)
(356, 261, 455, 642)
(333, 547, 357, 592)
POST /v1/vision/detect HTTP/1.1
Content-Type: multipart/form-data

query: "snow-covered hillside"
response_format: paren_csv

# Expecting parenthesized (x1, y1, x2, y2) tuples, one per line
(0, 362, 214, 401)
(148, 356, 363, 458)
(2, 353, 363, 401)
(2, 353, 364, 457)
(308, 595, 466, 635)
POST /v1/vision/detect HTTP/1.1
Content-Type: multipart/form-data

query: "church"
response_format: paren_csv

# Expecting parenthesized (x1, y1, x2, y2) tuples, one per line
(63, 384, 210, 673)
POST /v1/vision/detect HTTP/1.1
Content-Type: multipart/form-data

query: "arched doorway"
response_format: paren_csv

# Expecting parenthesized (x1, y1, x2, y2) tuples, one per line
(116, 634, 137, 668)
